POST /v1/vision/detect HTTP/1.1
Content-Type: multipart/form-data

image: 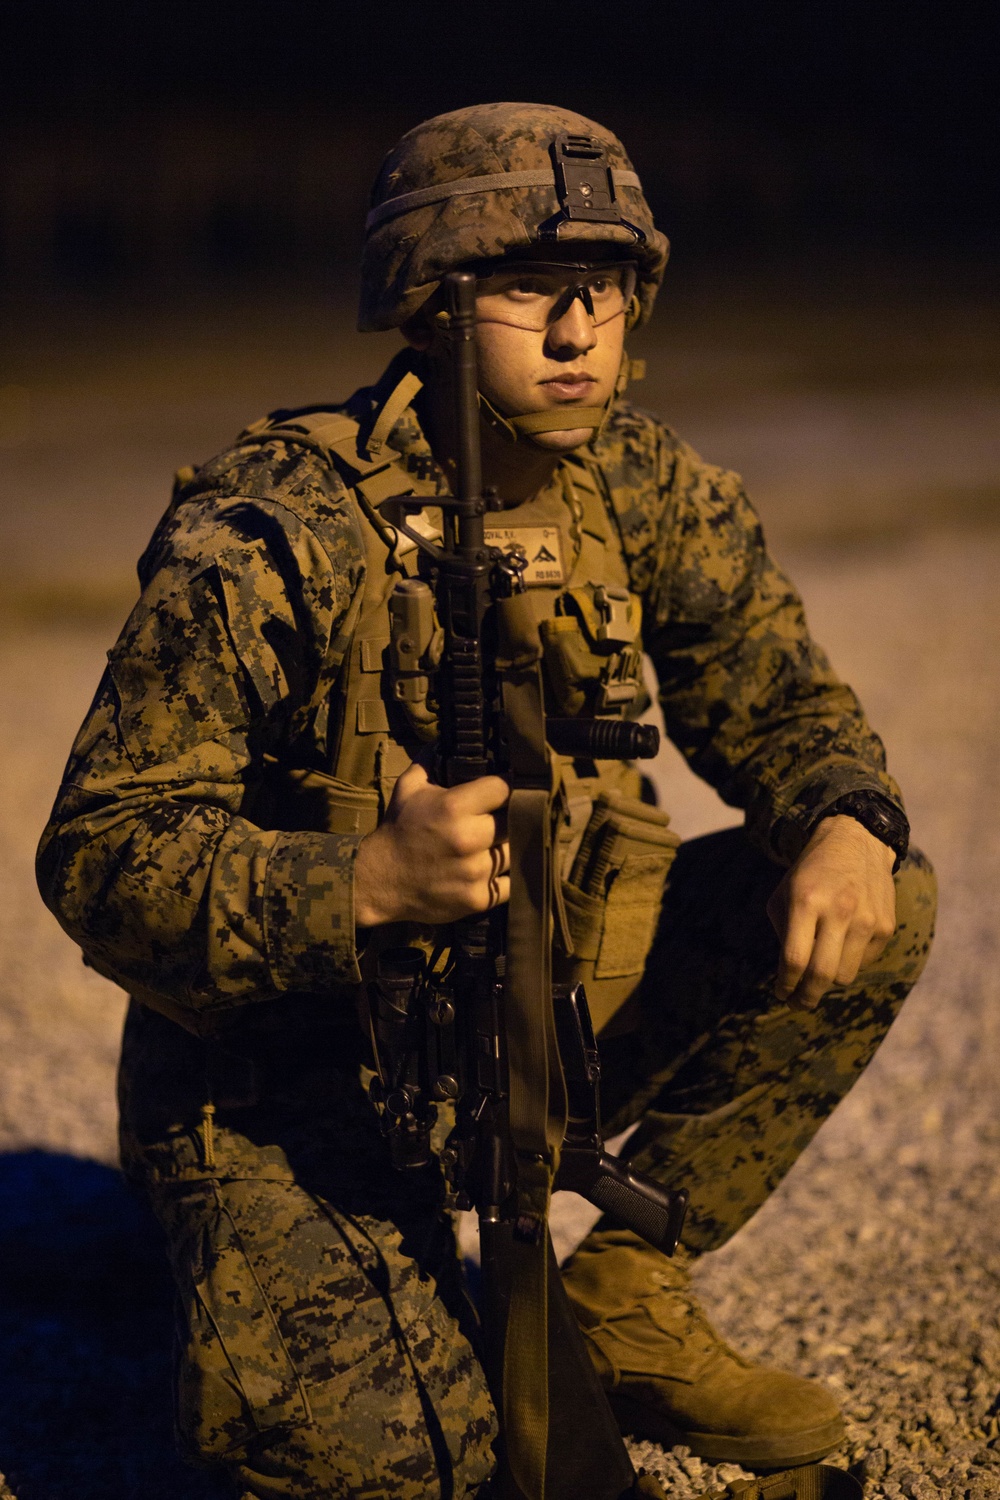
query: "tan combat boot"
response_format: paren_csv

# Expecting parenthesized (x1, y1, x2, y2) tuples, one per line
(561, 1229, 845, 1467)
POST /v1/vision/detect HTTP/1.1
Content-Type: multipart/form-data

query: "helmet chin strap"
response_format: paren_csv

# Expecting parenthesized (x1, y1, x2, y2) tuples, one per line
(477, 391, 605, 445)
(478, 346, 640, 447)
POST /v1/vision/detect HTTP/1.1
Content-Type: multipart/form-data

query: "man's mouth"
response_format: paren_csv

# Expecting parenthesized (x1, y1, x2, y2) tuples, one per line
(541, 374, 596, 402)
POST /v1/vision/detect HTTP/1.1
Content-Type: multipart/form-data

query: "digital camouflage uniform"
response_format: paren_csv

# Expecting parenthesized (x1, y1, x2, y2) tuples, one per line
(37, 103, 935, 1500)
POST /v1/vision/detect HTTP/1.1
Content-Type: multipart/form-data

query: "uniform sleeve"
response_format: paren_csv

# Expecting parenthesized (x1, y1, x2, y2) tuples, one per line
(639, 437, 905, 864)
(36, 469, 368, 1025)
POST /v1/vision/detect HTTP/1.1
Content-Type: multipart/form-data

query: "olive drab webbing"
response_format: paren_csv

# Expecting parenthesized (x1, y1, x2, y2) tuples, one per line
(693, 1465, 865, 1500)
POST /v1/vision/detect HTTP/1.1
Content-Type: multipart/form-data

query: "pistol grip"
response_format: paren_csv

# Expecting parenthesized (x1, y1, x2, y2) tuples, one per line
(558, 1149, 688, 1256)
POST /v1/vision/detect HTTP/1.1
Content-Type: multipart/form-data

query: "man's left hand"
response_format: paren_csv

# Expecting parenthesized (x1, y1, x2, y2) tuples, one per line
(767, 814, 897, 1009)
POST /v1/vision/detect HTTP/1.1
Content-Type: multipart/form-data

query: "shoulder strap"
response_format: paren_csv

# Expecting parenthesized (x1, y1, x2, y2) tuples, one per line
(561, 454, 613, 536)
(239, 406, 391, 480)
(558, 453, 638, 598)
(240, 363, 425, 482)
(238, 401, 423, 560)
(237, 386, 441, 797)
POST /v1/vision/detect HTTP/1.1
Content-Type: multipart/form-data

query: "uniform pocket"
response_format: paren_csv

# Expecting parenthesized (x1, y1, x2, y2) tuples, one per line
(174, 1189, 311, 1462)
(556, 790, 680, 1033)
(248, 757, 380, 836)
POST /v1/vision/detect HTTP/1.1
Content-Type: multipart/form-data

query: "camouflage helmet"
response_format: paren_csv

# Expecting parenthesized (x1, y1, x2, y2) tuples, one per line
(359, 102, 669, 333)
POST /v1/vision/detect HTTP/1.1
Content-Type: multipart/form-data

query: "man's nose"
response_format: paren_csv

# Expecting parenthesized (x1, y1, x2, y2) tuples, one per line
(544, 294, 599, 356)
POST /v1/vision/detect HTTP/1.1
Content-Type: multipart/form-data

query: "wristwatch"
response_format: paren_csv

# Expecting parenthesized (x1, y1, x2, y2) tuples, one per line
(821, 791, 910, 873)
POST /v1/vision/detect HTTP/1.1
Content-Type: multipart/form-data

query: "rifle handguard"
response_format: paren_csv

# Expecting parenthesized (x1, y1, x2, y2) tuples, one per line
(547, 717, 659, 761)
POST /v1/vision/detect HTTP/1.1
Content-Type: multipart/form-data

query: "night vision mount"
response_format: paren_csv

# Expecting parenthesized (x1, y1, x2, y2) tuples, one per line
(539, 133, 648, 243)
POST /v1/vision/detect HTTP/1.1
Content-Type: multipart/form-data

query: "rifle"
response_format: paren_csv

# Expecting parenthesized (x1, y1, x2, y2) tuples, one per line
(368, 271, 688, 1500)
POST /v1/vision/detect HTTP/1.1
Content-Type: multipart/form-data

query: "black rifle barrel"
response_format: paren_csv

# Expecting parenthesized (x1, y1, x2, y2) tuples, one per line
(446, 271, 485, 557)
(547, 717, 660, 761)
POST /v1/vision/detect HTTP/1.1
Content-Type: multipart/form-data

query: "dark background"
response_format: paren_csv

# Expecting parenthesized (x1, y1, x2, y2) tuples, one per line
(2, 0, 998, 298)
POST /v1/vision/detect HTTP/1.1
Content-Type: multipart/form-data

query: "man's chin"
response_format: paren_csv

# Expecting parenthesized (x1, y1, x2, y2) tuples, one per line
(526, 427, 596, 452)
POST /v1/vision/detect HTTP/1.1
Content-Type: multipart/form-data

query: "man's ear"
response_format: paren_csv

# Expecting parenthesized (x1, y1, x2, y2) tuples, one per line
(402, 285, 451, 351)
(401, 310, 434, 350)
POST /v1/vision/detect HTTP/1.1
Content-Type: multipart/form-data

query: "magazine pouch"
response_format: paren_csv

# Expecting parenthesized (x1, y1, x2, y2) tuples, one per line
(554, 789, 680, 1034)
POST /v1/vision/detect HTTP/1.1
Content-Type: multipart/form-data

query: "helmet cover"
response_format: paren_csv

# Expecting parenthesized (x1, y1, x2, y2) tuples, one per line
(359, 102, 669, 332)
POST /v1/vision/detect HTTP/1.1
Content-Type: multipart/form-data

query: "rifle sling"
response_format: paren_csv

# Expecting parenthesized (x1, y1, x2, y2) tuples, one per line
(497, 594, 568, 1499)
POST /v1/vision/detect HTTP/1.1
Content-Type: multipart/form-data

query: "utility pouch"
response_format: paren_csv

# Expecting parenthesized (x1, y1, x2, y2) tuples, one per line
(246, 758, 380, 837)
(539, 615, 599, 715)
(388, 577, 443, 742)
(540, 585, 645, 717)
(554, 789, 680, 1034)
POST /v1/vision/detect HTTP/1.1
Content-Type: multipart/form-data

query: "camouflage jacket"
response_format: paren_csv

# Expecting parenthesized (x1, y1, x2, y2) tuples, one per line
(37, 354, 904, 1035)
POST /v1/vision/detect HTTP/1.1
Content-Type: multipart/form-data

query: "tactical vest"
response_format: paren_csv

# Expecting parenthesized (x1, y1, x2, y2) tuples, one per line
(244, 382, 679, 1034)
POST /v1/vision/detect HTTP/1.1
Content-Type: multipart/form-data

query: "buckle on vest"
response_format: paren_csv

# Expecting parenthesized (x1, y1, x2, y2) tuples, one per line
(593, 586, 636, 648)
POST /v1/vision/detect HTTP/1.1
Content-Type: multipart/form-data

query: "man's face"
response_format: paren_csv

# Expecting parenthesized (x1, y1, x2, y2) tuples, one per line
(472, 260, 631, 451)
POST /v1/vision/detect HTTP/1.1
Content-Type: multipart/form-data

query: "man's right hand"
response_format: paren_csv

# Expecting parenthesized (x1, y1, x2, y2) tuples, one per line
(354, 762, 511, 928)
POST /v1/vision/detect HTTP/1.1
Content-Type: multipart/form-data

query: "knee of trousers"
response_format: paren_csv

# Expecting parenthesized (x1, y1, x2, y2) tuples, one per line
(620, 847, 938, 1255)
(866, 844, 937, 1009)
(773, 843, 937, 1066)
(224, 1358, 498, 1500)
(161, 1178, 497, 1499)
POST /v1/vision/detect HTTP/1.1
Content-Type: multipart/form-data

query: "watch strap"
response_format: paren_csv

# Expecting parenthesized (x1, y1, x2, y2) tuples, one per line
(821, 791, 910, 873)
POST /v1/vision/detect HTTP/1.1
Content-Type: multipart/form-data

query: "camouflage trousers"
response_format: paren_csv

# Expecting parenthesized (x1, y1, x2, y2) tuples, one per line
(126, 828, 936, 1499)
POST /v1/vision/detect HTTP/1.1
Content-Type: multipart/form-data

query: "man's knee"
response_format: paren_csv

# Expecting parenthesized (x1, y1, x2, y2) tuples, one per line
(883, 844, 937, 989)
(797, 843, 936, 1069)
(163, 1178, 496, 1498)
(228, 1333, 497, 1499)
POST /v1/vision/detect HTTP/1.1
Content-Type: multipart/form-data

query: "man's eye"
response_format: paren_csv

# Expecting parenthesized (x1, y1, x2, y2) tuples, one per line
(508, 277, 548, 298)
